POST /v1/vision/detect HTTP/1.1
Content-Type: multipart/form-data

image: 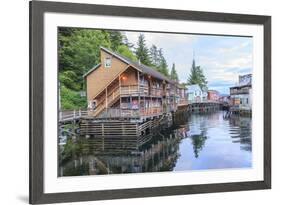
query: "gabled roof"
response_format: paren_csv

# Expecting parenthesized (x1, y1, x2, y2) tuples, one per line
(84, 46, 175, 84)
(83, 63, 101, 78)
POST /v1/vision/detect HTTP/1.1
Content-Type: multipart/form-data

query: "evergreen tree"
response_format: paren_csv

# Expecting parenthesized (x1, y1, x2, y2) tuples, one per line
(117, 44, 137, 61)
(149, 44, 159, 67)
(187, 59, 208, 90)
(59, 29, 112, 90)
(157, 48, 169, 77)
(123, 35, 134, 48)
(170, 63, 179, 82)
(108, 31, 124, 51)
(135, 34, 152, 66)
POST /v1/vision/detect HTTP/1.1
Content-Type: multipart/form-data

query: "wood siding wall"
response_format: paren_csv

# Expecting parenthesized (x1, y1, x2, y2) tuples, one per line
(120, 67, 138, 86)
(86, 50, 128, 101)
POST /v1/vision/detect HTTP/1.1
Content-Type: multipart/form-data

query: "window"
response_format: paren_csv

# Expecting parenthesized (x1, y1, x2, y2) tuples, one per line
(91, 100, 97, 111)
(104, 57, 112, 67)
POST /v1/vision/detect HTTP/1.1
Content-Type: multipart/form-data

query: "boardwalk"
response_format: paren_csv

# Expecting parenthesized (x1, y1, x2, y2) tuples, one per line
(187, 100, 222, 113)
(59, 100, 224, 123)
(59, 109, 88, 123)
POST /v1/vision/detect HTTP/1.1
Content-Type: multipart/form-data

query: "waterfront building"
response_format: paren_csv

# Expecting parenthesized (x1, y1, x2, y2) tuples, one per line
(176, 83, 188, 106)
(187, 84, 204, 102)
(229, 74, 252, 112)
(84, 47, 188, 119)
(207, 90, 220, 101)
(218, 94, 230, 104)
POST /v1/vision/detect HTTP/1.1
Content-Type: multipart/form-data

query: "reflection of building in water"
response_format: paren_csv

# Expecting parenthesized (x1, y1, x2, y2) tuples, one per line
(59, 129, 188, 176)
(59, 111, 252, 176)
(228, 115, 252, 151)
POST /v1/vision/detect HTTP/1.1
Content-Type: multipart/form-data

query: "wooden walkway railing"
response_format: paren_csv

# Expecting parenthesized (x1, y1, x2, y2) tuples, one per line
(188, 100, 222, 104)
(59, 109, 88, 123)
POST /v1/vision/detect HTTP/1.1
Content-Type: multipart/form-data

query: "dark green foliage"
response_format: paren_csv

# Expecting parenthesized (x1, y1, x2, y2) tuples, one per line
(61, 138, 81, 163)
(135, 34, 152, 66)
(187, 59, 208, 90)
(149, 44, 159, 66)
(108, 31, 124, 51)
(60, 86, 87, 109)
(149, 44, 170, 77)
(123, 35, 134, 48)
(157, 49, 169, 77)
(59, 29, 112, 91)
(170, 63, 179, 82)
(117, 44, 137, 61)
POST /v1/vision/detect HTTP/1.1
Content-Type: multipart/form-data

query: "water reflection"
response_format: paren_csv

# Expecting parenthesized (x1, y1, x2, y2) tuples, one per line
(191, 134, 207, 158)
(59, 111, 252, 176)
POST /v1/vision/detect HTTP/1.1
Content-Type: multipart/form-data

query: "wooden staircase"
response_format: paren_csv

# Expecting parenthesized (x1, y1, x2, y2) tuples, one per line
(93, 85, 121, 117)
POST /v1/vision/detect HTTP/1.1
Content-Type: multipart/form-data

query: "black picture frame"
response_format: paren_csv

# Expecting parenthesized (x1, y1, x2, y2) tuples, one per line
(29, 0, 271, 204)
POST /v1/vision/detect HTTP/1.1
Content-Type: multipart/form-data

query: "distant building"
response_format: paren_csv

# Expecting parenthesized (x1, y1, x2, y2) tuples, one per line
(187, 84, 204, 102)
(219, 94, 230, 104)
(229, 74, 252, 111)
(207, 90, 219, 101)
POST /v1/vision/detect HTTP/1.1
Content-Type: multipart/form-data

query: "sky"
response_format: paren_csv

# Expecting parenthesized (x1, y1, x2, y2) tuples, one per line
(123, 31, 253, 94)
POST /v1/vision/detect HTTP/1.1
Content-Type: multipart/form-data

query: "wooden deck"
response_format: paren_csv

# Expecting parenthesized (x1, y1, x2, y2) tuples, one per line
(79, 113, 172, 148)
(187, 100, 222, 113)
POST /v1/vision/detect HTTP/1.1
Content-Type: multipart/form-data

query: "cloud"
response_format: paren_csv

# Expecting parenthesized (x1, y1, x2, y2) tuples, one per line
(124, 31, 194, 50)
(123, 31, 253, 94)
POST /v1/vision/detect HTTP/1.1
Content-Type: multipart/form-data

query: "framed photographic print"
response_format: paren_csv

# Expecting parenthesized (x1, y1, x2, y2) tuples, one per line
(29, 0, 271, 204)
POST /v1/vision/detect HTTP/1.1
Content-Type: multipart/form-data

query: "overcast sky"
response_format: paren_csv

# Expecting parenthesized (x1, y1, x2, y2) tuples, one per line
(123, 31, 253, 94)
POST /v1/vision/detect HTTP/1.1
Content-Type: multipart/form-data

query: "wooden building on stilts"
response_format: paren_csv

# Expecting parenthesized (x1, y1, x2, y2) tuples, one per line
(80, 47, 188, 147)
(83, 46, 188, 121)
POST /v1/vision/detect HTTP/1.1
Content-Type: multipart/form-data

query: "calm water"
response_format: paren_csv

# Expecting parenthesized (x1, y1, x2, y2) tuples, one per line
(59, 111, 252, 176)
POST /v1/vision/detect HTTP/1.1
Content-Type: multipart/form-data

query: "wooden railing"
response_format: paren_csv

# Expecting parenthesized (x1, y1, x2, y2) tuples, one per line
(96, 107, 163, 118)
(120, 85, 139, 95)
(91, 83, 185, 118)
(95, 84, 120, 108)
(93, 86, 121, 117)
(140, 107, 163, 116)
(178, 99, 188, 106)
(107, 86, 120, 105)
(59, 109, 88, 122)
(188, 99, 220, 104)
(150, 88, 162, 97)
(139, 84, 149, 95)
(230, 89, 250, 95)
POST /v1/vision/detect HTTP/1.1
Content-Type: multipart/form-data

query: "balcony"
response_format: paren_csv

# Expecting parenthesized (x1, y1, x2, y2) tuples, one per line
(120, 85, 139, 95)
(150, 88, 163, 97)
(120, 85, 149, 96)
(120, 85, 165, 97)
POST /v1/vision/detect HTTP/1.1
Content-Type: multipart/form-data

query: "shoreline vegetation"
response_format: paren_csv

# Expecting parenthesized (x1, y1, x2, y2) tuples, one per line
(59, 28, 207, 110)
